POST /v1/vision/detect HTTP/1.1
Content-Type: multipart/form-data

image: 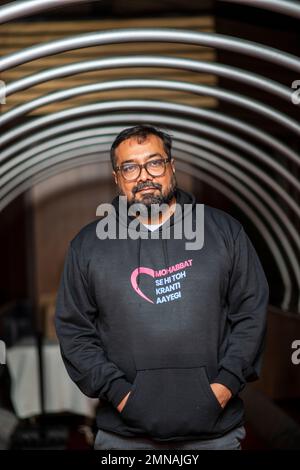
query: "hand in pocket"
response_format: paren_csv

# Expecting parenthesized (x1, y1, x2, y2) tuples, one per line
(117, 391, 132, 413)
(117, 366, 225, 438)
(210, 383, 232, 409)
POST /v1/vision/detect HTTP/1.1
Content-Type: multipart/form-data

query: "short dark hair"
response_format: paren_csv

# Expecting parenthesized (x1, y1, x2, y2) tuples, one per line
(110, 125, 172, 170)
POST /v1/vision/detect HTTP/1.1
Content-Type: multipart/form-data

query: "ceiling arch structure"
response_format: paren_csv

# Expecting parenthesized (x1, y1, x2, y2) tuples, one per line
(0, 1, 299, 312)
(0, 140, 292, 308)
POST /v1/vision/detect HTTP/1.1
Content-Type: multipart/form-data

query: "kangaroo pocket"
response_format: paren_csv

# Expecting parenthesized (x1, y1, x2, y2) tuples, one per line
(120, 364, 223, 439)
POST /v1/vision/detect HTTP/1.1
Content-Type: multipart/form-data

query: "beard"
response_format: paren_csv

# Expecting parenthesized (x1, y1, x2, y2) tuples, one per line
(118, 174, 177, 218)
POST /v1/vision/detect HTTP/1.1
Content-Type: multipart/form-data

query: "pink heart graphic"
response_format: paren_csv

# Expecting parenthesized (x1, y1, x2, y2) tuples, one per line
(130, 267, 155, 304)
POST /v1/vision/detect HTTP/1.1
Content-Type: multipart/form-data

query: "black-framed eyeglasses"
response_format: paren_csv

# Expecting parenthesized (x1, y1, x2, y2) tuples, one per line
(115, 156, 171, 181)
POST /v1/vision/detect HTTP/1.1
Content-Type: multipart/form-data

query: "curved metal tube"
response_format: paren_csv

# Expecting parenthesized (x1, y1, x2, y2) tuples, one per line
(1, 103, 299, 192)
(2, 102, 298, 166)
(176, 148, 298, 303)
(2, 132, 298, 251)
(0, 1, 298, 313)
(5, 56, 291, 102)
(0, 144, 292, 311)
(5, 128, 293, 215)
(2, 126, 299, 220)
(1, 29, 299, 72)
(176, 160, 293, 312)
(174, 137, 299, 244)
(219, 0, 300, 19)
(2, 78, 299, 135)
(0, 0, 96, 24)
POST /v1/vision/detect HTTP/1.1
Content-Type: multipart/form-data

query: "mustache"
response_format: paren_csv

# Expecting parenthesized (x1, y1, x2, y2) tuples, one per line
(132, 181, 162, 194)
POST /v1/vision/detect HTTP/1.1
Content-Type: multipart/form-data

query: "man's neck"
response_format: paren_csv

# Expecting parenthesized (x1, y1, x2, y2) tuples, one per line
(138, 196, 177, 226)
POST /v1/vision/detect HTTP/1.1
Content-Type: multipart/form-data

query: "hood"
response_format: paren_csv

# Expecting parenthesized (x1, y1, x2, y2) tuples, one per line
(111, 187, 196, 288)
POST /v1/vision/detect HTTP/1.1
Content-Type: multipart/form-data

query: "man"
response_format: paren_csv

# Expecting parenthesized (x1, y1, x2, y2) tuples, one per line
(55, 125, 269, 450)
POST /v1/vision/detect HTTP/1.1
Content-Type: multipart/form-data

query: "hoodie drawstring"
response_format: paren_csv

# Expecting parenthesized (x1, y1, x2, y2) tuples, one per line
(162, 237, 169, 271)
(137, 236, 141, 288)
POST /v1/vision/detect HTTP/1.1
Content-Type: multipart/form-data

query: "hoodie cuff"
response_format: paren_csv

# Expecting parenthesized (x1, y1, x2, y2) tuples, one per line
(106, 377, 133, 409)
(214, 369, 242, 397)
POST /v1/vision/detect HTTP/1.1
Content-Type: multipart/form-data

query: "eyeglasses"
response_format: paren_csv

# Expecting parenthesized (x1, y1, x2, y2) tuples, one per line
(115, 157, 171, 181)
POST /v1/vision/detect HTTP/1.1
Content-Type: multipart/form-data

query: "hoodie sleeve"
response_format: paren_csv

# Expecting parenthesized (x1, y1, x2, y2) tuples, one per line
(54, 242, 132, 408)
(214, 226, 269, 396)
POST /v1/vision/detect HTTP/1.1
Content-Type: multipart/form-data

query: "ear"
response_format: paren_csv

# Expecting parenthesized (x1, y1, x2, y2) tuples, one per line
(112, 170, 118, 185)
(171, 158, 175, 173)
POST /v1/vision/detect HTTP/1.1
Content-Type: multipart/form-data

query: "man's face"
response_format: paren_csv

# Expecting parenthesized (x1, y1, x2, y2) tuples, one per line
(112, 134, 177, 214)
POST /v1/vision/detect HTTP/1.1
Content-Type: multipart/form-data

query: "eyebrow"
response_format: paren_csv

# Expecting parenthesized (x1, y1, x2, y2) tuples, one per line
(121, 153, 164, 165)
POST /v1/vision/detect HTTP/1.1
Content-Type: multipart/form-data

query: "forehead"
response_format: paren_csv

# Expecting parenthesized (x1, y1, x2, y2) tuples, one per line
(115, 134, 165, 162)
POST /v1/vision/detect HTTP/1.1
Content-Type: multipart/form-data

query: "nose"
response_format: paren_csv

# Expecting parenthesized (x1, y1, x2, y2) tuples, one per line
(138, 165, 153, 182)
